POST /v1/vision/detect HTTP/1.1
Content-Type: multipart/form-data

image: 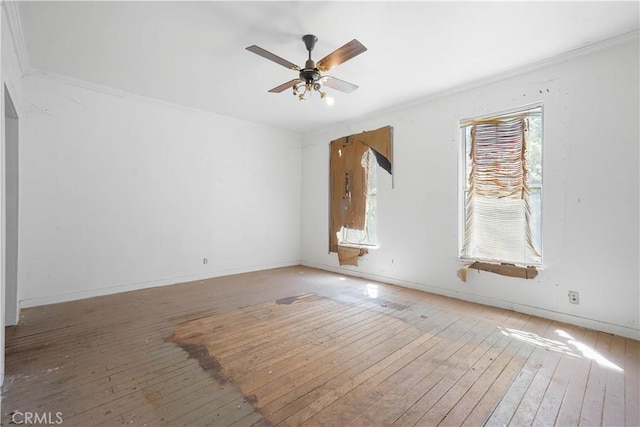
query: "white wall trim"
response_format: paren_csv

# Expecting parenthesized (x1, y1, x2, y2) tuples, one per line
(1, 0, 29, 76)
(301, 261, 640, 340)
(20, 260, 301, 309)
(302, 29, 640, 143)
(23, 69, 300, 138)
(25, 68, 127, 98)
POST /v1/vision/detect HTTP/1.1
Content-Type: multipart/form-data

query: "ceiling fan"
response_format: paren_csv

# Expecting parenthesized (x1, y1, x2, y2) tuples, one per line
(246, 35, 367, 103)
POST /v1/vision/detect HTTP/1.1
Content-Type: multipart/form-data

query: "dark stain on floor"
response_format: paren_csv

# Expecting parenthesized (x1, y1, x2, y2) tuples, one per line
(377, 298, 409, 311)
(167, 330, 271, 425)
(172, 341, 227, 385)
(275, 295, 304, 305)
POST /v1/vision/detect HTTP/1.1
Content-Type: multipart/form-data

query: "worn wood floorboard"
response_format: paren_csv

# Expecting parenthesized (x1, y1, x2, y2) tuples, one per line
(2, 266, 638, 426)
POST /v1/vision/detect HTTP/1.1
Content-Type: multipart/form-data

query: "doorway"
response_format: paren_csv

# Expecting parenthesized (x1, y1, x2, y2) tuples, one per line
(4, 86, 19, 326)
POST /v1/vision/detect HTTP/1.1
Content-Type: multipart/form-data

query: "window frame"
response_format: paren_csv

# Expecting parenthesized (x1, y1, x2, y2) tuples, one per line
(458, 103, 544, 267)
(328, 126, 393, 255)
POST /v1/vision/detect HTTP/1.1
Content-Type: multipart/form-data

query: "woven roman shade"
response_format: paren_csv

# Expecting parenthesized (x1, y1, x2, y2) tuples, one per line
(461, 112, 541, 265)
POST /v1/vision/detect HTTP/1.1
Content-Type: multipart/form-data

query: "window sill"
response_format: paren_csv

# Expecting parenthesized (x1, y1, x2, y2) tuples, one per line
(337, 243, 379, 250)
(457, 260, 540, 281)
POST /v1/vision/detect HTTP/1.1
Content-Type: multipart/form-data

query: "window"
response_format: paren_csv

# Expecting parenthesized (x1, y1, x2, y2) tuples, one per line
(459, 105, 543, 266)
(337, 148, 378, 247)
(329, 126, 392, 259)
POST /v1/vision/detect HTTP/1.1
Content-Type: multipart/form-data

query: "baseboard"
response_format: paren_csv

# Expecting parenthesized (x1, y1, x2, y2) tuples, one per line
(301, 261, 640, 340)
(19, 260, 301, 309)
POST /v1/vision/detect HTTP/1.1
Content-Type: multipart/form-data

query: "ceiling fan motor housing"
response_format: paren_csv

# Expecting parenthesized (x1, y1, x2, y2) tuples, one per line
(301, 35, 321, 84)
(300, 64, 320, 84)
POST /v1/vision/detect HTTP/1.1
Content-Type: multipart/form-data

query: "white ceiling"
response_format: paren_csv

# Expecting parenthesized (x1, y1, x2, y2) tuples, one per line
(16, 1, 640, 134)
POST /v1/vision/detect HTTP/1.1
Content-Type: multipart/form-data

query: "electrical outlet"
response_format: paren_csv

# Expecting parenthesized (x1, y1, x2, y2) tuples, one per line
(203, 258, 208, 265)
(568, 291, 579, 304)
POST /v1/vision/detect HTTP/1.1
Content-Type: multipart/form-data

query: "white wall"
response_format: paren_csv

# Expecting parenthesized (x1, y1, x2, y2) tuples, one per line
(1, 1, 26, 387)
(301, 34, 639, 339)
(1, 3, 5, 391)
(19, 74, 301, 306)
(4, 89, 19, 327)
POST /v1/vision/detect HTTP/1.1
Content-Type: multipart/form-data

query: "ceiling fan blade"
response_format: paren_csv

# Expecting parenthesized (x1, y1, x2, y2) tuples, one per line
(316, 39, 367, 72)
(322, 76, 359, 94)
(246, 45, 300, 70)
(268, 79, 302, 93)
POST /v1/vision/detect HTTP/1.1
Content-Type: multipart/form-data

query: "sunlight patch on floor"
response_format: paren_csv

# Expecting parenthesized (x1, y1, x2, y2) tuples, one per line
(365, 283, 379, 299)
(497, 326, 624, 372)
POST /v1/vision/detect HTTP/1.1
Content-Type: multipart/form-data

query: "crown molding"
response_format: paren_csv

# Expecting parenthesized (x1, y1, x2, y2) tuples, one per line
(303, 29, 639, 140)
(24, 67, 128, 98)
(6, 5, 636, 140)
(401, 29, 640, 112)
(2, 0, 30, 75)
(23, 68, 300, 137)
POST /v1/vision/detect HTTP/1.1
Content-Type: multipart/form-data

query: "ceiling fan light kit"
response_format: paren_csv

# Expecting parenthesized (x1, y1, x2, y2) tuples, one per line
(246, 34, 367, 105)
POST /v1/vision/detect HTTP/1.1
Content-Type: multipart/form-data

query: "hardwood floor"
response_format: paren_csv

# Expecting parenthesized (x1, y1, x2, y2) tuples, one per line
(2, 266, 638, 426)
